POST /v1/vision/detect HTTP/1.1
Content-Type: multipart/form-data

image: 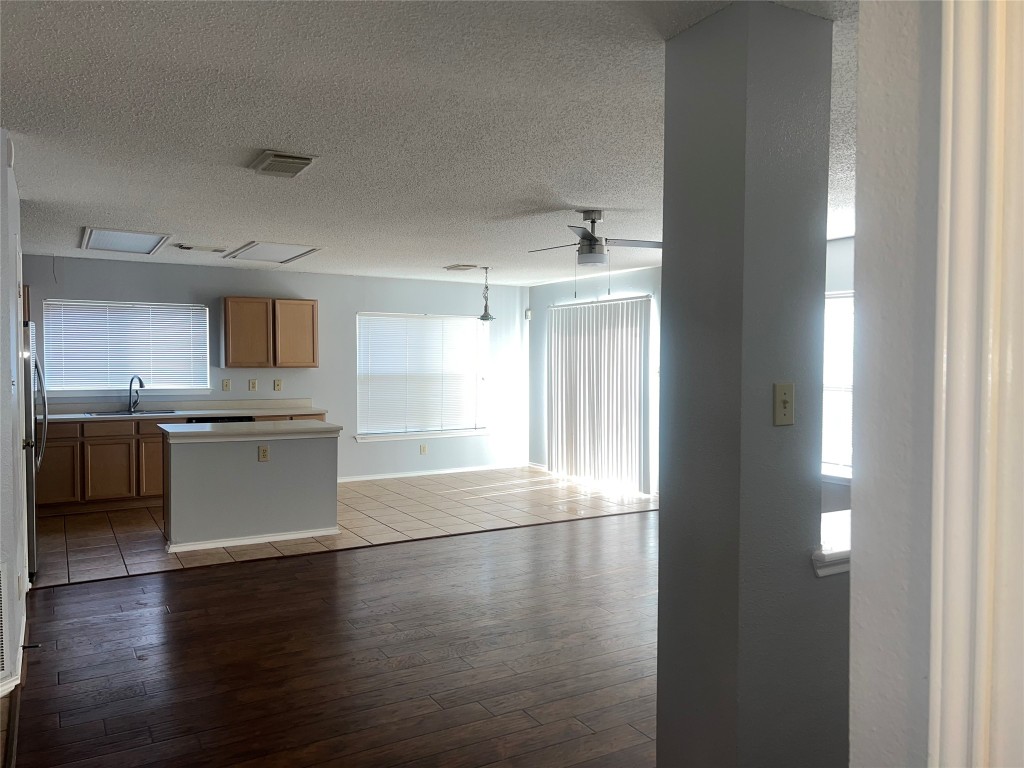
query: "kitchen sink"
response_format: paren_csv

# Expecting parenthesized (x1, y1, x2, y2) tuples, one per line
(86, 409, 178, 416)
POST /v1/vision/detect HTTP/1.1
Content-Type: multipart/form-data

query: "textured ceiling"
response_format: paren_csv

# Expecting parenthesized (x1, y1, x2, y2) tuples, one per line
(0, 1, 856, 286)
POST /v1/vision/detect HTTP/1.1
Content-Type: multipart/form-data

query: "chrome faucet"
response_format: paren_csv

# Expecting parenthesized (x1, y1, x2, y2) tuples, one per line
(128, 375, 145, 414)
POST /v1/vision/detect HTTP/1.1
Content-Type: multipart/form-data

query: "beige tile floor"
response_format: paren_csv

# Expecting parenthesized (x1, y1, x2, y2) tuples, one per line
(34, 466, 659, 587)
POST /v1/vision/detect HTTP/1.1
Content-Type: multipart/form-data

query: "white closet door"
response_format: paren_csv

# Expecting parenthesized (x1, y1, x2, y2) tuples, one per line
(547, 296, 651, 493)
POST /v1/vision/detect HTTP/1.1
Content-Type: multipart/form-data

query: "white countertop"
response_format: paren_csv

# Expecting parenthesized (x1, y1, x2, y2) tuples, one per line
(45, 406, 328, 423)
(160, 420, 343, 444)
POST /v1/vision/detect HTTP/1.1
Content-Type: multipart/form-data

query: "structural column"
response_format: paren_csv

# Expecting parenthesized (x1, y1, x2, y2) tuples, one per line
(657, 5, 842, 766)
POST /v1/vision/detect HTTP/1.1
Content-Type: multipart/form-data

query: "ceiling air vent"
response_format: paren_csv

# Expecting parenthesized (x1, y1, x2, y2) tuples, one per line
(222, 241, 320, 265)
(173, 243, 228, 254)
(249, 150, 316, 178)
(443, 264, 479, 271)
(82, 227, 170, 255)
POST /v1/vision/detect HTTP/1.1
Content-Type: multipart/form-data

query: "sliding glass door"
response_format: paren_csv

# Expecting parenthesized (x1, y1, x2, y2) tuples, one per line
(547, 296, 652, 494)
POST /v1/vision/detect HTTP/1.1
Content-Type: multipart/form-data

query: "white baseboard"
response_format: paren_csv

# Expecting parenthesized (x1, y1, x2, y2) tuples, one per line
(337, 462, 527, 483)
(528, 462, 548, 471)
(166, 526, 341, 553)
(0, 613, 27, 698)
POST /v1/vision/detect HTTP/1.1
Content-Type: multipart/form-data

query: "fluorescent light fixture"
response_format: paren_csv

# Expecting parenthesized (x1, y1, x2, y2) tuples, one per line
(81, 227, 170, 255)
(222, 241, 320, 265)
(443, 264, 479, 271)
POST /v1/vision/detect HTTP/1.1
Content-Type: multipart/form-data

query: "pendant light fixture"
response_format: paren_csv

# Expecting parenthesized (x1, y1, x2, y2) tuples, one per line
(478, 266, 495, 322)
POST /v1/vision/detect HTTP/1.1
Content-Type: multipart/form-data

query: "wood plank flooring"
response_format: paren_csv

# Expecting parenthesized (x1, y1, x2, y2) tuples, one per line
(18, 511, 659, 767)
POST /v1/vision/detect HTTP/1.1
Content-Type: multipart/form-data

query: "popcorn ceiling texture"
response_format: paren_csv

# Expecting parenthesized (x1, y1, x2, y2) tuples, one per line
(0, 1, 856, 286)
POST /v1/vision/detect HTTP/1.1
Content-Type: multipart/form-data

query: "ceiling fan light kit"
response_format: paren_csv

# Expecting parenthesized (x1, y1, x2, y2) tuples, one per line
(528, 209, 662, 266)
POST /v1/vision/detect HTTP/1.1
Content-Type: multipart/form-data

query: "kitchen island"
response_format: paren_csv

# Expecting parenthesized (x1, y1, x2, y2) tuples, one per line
(160, 420, 342, 552)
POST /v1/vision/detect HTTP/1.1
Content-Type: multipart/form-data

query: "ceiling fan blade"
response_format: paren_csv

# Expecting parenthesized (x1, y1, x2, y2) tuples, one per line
(605, 238, 662, 249)
(528, 243, 578, 253)
(568, 225, 599, 242)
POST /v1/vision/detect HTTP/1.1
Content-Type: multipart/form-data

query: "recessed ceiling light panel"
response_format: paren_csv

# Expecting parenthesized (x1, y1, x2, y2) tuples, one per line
(81, 227, 170, 255)
(222, 241, 320, 265)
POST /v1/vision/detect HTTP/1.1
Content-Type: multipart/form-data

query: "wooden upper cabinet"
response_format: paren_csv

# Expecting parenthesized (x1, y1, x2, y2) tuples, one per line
(223, 297, 274, 368)
(274, 299, 319, 368)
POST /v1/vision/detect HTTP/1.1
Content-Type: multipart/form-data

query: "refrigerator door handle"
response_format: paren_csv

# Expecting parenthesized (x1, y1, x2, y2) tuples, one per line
(34, 355, 48, 469)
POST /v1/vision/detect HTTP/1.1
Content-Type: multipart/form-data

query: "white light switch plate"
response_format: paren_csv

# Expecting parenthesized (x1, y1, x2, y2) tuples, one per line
(773, 382, 795, 426)
(273, 379, 282, 392)
(221, 379, 231, 391)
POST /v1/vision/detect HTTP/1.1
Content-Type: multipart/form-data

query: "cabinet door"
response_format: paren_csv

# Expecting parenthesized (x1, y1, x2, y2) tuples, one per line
(224, 297, 274, 368)
(36, 440, 82, 505)
(274, 299, 318, 367)
(83, 438, 137, 500)
(138, 436, 164, 497)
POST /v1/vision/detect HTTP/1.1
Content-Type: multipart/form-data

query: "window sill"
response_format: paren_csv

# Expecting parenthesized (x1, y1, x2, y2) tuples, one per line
(354, 429, 489, 443)
(812, 547, 851, 577)
(821, 463, 852, 485)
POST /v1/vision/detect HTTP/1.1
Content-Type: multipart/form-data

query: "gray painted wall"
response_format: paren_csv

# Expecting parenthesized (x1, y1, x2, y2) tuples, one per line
(22, 255, 530, 479)
(658, 5, 848, 767)
(527, 267, 662, 471)
(850, 2, 941, 765)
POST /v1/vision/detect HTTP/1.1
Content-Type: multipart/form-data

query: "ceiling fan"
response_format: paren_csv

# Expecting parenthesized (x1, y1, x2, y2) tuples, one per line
(528, 209, 662, 265)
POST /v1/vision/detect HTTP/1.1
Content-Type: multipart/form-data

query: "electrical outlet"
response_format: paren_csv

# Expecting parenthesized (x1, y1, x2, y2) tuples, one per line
(258, 444, 270, 462)
(248, 379, 258, 392)
(773, 382, 795, 426)
(273, 379, 282, 392)
(419, 444, 427, 455)
(221, 378, 232, 391)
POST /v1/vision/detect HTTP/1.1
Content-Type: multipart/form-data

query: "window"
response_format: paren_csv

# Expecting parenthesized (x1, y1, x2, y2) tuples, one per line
(356, 313, 488, 438)
(822, 292, 853, 478)
(43, 299, 210, 391)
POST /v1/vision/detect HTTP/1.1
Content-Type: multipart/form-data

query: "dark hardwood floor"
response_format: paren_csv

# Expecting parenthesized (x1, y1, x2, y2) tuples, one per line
(18, 511, 658, 767)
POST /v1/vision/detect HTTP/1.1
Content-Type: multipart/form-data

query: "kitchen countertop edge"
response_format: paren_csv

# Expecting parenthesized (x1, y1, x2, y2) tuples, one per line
(160, 420, 343, 444)
(43, 407, 329, 423)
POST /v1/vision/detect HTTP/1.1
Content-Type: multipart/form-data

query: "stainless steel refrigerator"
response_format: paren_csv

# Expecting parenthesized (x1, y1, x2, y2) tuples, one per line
(22, 320, 48, 581)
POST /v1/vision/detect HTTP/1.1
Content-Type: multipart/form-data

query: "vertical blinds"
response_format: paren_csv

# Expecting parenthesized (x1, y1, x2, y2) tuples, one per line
(43, 299, 210, 391)
(356, 313, 489, 435)
(547, 296, 651, 493)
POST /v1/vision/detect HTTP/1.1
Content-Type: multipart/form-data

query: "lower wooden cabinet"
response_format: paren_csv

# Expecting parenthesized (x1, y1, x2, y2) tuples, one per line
(36, 412, 326, 513)
(138, 436, 164, 497)
(35, 441, 81, 505)
(84, 438, 137, 501)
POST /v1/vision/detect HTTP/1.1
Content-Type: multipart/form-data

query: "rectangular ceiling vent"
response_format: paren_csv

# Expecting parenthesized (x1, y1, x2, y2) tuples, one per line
(222, 241, 320, 265)
(443, 264, 479, 271)
(81, 227, 170, 255)
(172, 242, 228, 254)
(249, 150, 316, 178)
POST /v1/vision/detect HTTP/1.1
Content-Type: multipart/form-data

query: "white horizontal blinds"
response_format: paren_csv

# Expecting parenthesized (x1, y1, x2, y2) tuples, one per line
(822, 293, 854, 473)
(43, 300, 210, 391)
(357, 313, 488, 435)
(547, 297, 650, 492)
